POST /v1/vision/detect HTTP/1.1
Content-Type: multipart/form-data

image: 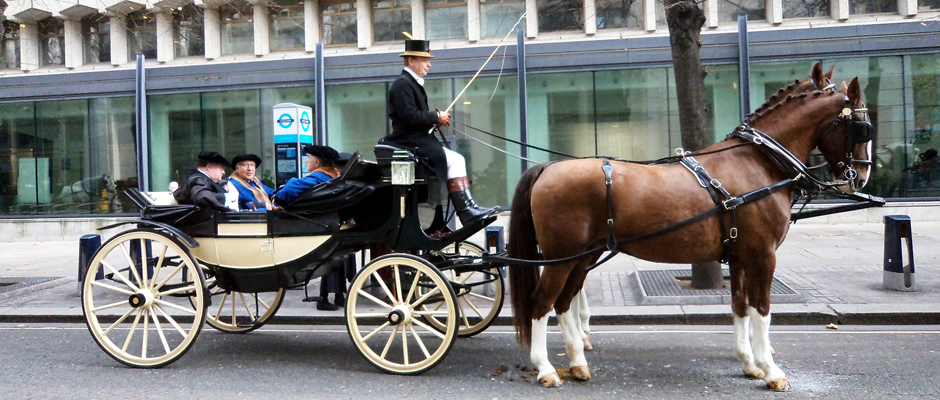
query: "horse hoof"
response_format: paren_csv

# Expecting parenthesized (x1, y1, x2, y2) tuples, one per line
(766, 378, 791, 391)
(571, 365, 592, 381)
(744, 368, 765, 380)
(583, 338, 594, 351)
(539, 374, 563, 388)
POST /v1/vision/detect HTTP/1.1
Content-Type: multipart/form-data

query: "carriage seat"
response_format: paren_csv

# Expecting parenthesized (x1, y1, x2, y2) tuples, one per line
(281, 152, 383, 213)
(373, 144, 435, 183)
(122, 188, 200, 226)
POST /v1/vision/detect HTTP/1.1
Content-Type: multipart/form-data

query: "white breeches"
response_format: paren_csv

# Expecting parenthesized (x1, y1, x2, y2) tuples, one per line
(443, 148, 467, 179)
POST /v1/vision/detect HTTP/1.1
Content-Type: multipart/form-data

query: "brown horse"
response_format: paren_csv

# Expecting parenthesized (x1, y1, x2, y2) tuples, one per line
(569, 62, 837, 353)
(508, 77, 873, 390)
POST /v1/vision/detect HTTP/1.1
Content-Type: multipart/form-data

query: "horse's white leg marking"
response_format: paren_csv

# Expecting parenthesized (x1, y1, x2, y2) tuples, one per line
(748, 307, 790, 391)
(733, 314, 763, 379)
(571, 289, 592, 350)
(531, 316, 560, 386)
(556, 310, 587, 368)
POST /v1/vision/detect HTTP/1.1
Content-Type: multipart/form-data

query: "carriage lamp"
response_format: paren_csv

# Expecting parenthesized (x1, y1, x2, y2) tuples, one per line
(391, 157, 415, 185)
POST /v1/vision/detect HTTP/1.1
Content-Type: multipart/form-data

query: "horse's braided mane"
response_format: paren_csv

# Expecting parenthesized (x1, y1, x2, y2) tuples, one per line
(744, 79, 803, 124)
(748, 87, 840, 126)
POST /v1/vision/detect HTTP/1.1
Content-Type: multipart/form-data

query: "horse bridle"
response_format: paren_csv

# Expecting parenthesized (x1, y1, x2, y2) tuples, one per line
(819, 96, 875, 190)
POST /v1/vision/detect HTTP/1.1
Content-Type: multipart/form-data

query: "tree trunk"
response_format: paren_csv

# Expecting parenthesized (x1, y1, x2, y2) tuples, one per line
(665, 0, 724, 289)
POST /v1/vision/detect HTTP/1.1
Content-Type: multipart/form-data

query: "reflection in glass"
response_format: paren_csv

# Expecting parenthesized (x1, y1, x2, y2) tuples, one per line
(82, 14, 111, 64)
(782, 0, 829, 18)
(481, 0, 526, 37)
(39, 18, 65, 67)
(920, 0, 940, 11)
(664, 64, 740, 145)
(326, 82, 389, 155)
(426, 0, 468, 40)
(906, 54, 940, 196)
(270, 0, 305, 50)
(174, 5, 205, 58)
(89, 97, 138, 213)
(537, 0, 584, 32)
(127, 11, 157, 61)
(221, 1, 255, 54)
(149, 93, 201, 191)
(851, 0, 898, 14)
(323, 0, 358, 45)
(748, 60, 818, 112)
(595, 69, 672, 160)
(526, 72, 594, 161)
(1, 21, 21, 69)
(0, 102, 38, 214)
(595, 0, 643, 30)
(373, 0, 412, 43)
(719, 0, 765, 23)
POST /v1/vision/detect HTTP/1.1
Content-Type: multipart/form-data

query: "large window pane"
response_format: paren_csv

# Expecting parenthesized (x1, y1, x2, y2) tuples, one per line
(452, 77, 521, 209)
(907, 54, 940, 196)
(921, 0, 940, 11)
(666, 64, 740, 145)
(822, 56, 904, 198)
(595, 0, 643, 30)
(748, 60, 819, 113)
(174, 5, 205, 58)
(149, 93, 201, 191)
(39, 18, 65, 67)
(38, 100, 95, 214)
(127, 11, 157, 61)
(426, 0, 468, 40)
(222, 1, 255, 55)
(322, 0, 358, 45)
(851, 0, 898, 14)
(481, 0, 525, 37)
(373, 0, 412, 43)
(783, 0, 829, 18)
(82, 14, 110, 64)
(0, 102, 38, 215)
(537, 0, 584, 33)
(595, 69, 673, 160)
(719, 0, 765, 23)
(326, 82, 389, 155)
(270, 0, 305, 51)
(527, 72, 594, 161)
(1, 21, 20, 69)
(89, 97, 137, 213)
(260, 86, 317, 187)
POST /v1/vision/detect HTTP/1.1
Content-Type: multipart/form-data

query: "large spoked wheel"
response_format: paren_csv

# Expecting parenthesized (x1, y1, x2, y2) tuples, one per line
(188, 267, 285, 334)
(81, 229, 207, 368)
(423, 242, 504, 337)
(346, 253, 459, 375)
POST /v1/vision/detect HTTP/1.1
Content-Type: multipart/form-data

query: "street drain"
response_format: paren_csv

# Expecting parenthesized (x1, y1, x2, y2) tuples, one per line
(632, 269, 802, 305)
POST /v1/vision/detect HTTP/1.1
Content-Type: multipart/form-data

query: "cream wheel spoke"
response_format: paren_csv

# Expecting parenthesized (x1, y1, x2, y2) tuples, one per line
(463, 296, 485, 319)
(410, 317, 447, 340)
(120, 242, 144, 288)
(102, 307, 137, 336)
(92, 300, 132, 313)
(371, 271, 396, 305)
(411, 287, 441, 308)
(100, 260, 137, 290)
(408, 323, 431, 359)
(153, 303, 187, 338)
(141, 309, 150, 359)
(152, 262, 187, 293)
(401, 324, 409, 365)
(149, 245, 168, 290)
(90, 280, 136, 296)
(412, 310, 450, 316)
(122, 309, 144, 352)
(459, 298, 471, 328)
(238, 293, 258, 322)
(150, 307, 171, 355)
(139, 239, 150, 289)
(353, 312, 389, 318)
(404, 270, 422, 305)
(154, 298, 197, 314)
(393, 265, 403, 304)
(466, 291, 496, 302)
(214, 292, 230, 321)
(158, 284, 198, 297)
(380, 325, 399, 358)
(231, 290, 237, 326)
(360, 322, 392, 342)
(356, 289, 392, 309)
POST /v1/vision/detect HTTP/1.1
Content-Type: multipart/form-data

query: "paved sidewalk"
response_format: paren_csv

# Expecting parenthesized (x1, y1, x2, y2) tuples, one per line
(1, 222, 938, 326)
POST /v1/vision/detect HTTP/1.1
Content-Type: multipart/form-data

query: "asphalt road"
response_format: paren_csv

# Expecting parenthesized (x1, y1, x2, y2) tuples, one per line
(2, 324, 938, 399)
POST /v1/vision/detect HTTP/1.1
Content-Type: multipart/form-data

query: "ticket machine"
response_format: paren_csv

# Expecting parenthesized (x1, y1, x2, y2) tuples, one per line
(272, 103, 314, 188)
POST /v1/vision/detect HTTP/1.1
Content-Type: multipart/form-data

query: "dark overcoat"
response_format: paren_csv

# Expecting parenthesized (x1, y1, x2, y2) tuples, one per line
(173, 170, 228, 221)
(380, 71, 448, 181)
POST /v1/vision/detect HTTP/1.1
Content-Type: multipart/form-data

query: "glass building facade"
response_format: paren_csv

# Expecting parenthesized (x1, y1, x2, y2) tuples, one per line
(3, 53, 939, 216)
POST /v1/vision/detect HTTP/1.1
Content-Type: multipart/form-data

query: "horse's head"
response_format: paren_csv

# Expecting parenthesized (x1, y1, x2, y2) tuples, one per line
(816, 78, 874, 193)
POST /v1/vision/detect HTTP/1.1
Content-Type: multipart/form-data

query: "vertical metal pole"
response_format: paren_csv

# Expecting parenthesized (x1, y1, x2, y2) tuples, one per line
(135, 54, 150, 191)
(516, 26, 528, 172)
(315, 42, 327, 145)
(737, 15, 750, 121)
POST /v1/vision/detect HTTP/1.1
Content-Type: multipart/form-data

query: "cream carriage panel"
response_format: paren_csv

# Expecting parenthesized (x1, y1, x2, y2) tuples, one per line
(273, 236, 330, 265)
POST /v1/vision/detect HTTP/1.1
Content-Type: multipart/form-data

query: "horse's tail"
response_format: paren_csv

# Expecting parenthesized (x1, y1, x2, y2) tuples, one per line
(509, 163, 547, 347)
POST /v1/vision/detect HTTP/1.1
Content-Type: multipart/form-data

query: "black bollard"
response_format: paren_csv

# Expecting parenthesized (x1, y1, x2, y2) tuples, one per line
(78, 234, 102, 293)
(883, 215, 915, 291)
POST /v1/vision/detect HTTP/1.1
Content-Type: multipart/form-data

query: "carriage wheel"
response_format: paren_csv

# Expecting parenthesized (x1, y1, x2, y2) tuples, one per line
(81, 229, 207, 368)
(423, 242, 504, 337)
(346, 254, 459, 375)
(196, 269, 285, 334)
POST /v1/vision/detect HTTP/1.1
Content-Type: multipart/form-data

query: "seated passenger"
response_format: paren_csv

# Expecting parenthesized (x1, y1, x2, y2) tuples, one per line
(273, 144, 342, 205)
(173, 151, 231, 221)
(227, 153, 275, 210)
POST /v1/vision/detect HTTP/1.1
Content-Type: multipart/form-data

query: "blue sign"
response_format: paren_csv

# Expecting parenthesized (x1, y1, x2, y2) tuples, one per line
(300, 111, 311, 132)
(277, 113, 294, 129)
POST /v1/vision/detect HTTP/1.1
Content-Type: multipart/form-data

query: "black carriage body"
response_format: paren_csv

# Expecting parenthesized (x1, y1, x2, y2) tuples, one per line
(121, 148, 495, 293)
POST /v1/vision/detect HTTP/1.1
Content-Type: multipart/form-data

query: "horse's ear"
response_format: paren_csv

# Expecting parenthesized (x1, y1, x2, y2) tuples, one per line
(839, 81, 848, 92)
(825, 65, 834, 80)
(848, 77, 862, 108)
(812, 63, 824, 87)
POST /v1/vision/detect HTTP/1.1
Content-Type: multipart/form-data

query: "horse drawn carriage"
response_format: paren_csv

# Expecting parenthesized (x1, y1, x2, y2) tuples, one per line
(80, 145, 505, 374)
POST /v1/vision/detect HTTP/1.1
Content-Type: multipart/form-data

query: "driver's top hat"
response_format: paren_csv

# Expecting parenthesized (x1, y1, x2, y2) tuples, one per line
(399, 39, 434, 58)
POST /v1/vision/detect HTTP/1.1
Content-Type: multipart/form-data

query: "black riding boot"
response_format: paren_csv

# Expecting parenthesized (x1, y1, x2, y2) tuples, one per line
(447, 176, 499, 226)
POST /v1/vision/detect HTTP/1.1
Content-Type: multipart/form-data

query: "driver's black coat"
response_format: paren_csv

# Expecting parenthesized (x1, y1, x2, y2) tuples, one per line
(380, 71, 448, 182)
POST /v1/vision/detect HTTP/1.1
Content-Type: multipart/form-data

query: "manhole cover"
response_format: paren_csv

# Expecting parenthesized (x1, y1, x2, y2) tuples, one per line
(632, 269, 801, 305)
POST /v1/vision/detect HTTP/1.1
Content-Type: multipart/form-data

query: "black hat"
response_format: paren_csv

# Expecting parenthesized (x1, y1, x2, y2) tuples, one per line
(336, 152, 353, 166)
(303, 144, 340, 162)
(400, 39, 433, 58)
(197, 151, 229, 167)
(923, 149, 938, 159)
(231, 154, 262, 168)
